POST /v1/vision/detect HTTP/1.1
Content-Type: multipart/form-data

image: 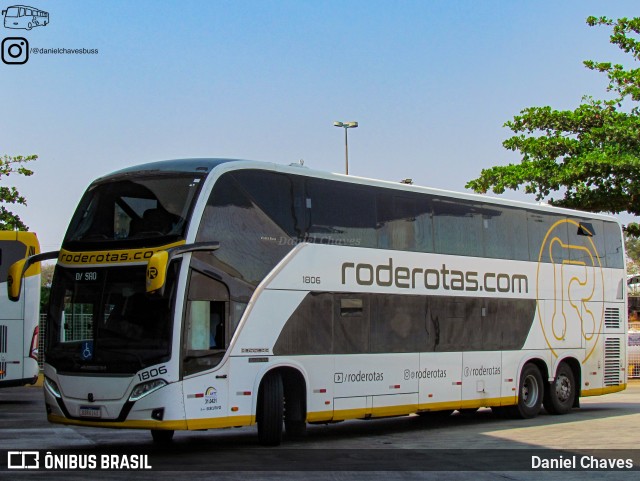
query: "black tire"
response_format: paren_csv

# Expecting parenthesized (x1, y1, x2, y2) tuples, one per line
(150, 429, 174, 444)
(506, 363, 544, 419)
(258, 372, 284, 446)
(283, 375, 307, 439)
(544, 363, 576, 415)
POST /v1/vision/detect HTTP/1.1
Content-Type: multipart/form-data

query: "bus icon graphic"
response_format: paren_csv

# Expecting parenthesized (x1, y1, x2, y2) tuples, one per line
(2, 5, 49, 30)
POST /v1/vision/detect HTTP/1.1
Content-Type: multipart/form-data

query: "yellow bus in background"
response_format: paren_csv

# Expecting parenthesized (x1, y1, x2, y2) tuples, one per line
(0, 231, 40, 387)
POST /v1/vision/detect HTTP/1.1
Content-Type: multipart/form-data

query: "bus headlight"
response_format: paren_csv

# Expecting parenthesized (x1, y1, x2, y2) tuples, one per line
(44, 377, 62, 399)
(129, 379, 167, 402)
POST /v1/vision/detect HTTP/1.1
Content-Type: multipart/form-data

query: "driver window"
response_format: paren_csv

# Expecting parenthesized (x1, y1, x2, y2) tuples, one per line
(186, 300, 224, 350)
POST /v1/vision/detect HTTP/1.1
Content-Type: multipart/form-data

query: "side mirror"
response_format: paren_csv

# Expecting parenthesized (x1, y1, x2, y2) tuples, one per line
(146, 250, 169, 293)
(146, 241, 220, 295)
(7, 259, 27, 301)
(7, 251, 60, 301)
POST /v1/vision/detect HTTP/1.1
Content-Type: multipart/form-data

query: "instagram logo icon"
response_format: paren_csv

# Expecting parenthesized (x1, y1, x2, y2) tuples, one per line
(2, 37, 29, 64)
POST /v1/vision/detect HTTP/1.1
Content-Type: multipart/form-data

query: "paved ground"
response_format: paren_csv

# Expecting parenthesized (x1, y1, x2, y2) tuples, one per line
(0, 381, 638, 480)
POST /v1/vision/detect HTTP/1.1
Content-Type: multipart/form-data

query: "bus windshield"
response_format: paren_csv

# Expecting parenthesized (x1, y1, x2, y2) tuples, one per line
(5, 7, 19, 16)
(45, 263, 179, 374)
(63, 173, 205, 249)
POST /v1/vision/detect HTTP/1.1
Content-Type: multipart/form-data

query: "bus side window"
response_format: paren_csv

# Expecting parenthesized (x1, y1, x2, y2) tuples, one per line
(603, 221, 624, 268)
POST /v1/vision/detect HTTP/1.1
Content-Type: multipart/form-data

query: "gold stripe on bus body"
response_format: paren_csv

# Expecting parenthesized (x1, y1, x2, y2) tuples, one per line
(48, 414, 188, 430)
(581, 384, 626, 397)
(310, 396, 515, 423)
(47, 414, 253, 430)
(58, 241, 186, 266)
(49, 398, 520, 430)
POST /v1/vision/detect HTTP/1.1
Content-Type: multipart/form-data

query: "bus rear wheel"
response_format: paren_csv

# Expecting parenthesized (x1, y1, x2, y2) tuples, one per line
(506, 363, 544, 419)
(544, 363, 575, 415)
(258, 371, 284, 446)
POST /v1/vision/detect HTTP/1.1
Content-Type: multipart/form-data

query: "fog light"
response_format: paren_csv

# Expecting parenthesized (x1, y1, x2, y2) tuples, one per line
(129, 379, 167, 402)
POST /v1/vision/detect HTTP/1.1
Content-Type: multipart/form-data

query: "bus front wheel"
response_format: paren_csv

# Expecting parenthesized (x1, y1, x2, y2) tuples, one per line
(544, 363, 575, 415)
(507, 363, 544, 419)
(258, 371, 284, 446)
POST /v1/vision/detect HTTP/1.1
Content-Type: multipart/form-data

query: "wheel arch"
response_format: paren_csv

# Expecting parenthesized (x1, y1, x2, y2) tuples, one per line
(520, 356, 550, 383)
(253, 362, 308, 423)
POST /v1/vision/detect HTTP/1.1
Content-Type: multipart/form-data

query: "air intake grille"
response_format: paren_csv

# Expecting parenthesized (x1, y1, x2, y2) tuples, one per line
(604, 337, 622, 386)
(604, 308, 621, 329)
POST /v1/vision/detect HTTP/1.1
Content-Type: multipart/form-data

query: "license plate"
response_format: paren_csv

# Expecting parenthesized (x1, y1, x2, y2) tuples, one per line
(79, 406, 102, 418)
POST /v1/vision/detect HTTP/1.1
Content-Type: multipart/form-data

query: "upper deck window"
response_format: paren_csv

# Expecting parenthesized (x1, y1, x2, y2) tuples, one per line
(64, 173, 205, 249)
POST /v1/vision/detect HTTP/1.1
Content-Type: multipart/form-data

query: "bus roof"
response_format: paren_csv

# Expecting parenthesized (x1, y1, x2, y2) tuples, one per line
(0, 231, 38, 243)
(98, 158, 238, 178)
(6, 5, 46, 9)
(98, 158, 623, 225)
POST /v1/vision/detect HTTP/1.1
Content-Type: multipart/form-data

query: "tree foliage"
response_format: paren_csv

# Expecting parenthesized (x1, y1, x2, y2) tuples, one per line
(40, 263, 55, 311)
(466, 16, 640, 235)
(0, 154, 37, 230)
(626, 233, 640, 263)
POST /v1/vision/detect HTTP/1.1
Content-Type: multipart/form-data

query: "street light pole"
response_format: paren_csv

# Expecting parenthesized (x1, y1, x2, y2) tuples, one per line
(333, 121, 358, 175)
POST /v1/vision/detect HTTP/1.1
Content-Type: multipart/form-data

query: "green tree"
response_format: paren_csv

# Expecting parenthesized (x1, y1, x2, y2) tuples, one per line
(466, 16, 640, 235)
(40, 263, 55, 312)
(0, 154, 37, 230)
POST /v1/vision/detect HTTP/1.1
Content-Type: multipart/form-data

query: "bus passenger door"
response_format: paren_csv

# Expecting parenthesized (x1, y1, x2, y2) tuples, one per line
(182, 268, 230, 428)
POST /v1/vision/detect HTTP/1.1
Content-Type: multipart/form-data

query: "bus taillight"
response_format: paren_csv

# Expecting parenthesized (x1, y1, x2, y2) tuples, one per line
(29, 326, 39, 361)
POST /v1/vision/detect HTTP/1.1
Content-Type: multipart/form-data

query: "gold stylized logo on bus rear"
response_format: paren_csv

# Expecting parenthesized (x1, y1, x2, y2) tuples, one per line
(536, 219, 604, 363)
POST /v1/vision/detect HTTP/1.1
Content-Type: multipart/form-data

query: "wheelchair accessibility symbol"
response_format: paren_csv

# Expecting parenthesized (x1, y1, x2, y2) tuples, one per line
(80, 341, 93, 361)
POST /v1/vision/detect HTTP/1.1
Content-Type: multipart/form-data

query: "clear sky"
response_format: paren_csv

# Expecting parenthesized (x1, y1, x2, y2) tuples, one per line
(1, 0, 638, 251)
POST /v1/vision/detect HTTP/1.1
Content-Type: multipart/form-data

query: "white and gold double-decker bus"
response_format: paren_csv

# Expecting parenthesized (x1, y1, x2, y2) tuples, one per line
(9, 159, 628, 445)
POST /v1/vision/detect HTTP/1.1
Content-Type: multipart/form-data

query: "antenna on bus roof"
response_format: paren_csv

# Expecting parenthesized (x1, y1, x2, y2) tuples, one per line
(400, 178, 413, 185)
(289, 159, 306, 168)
